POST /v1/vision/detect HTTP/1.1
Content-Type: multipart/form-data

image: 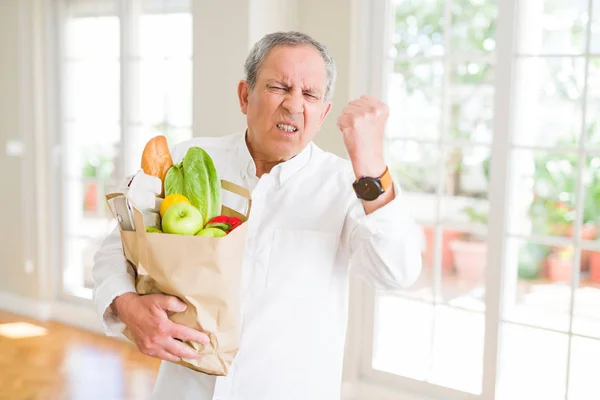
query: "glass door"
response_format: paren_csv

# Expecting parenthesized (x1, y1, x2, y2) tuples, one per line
(362, 0, 600, 399)
(497, 1, 600, 399)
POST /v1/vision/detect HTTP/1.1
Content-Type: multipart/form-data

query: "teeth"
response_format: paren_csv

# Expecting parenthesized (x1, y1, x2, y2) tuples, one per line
(277, 124, 297, 133)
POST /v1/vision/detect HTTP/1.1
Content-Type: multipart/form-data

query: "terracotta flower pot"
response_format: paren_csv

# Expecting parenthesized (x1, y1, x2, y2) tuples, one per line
(589, 252, 600, 284)
(449, 239, 487, 282)
(566, 224, 598, 271)
(546, 255, 573, 282)
(84, 182, 98, 213)
(422, 227, 461, 272)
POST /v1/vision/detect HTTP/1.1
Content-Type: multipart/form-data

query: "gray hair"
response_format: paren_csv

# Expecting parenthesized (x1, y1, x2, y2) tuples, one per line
(244, 31, 336, 102)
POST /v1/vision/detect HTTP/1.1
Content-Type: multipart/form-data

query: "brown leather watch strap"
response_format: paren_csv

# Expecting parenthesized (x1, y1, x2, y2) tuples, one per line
(380, 166, 392, 191)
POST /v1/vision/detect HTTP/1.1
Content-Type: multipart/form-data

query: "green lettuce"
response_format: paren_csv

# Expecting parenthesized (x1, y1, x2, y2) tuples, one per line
(164, 147, 221, 223)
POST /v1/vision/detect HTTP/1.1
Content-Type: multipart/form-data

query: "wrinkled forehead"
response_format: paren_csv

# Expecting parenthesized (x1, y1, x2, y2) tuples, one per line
(257, 45, 328, 89)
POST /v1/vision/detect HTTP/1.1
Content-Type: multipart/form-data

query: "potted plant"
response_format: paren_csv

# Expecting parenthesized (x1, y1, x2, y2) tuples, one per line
(546, 246, 575, 283)
(587, 174, 600, 283)
(589, 245, 600, 284)
(589, 247, 600, 284)
(582, 157, 600, 282)
(529, 141, 600, 273)
(450, 205, 488, 282)
(518, 242, 551, 280)
(422, 226, 462, 272)
(82, 152, 115, 214)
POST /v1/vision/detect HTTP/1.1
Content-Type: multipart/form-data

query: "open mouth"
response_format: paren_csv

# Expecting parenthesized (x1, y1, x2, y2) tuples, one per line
(276, 123, 298, 133)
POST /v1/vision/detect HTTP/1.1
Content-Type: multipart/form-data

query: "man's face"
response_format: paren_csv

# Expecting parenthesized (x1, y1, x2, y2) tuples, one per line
(238, 45, 332, 162)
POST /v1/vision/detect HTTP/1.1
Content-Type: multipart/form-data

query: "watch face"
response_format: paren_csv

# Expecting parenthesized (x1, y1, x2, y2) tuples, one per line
(354, 178, 382, 201)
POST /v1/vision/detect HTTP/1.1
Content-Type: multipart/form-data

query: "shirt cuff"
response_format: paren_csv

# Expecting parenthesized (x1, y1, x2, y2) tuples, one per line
(349, 182, 416, 237)
(93, 272, 136, 337)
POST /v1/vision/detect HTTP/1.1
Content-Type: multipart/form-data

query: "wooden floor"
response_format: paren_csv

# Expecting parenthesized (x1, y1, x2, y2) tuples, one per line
(0, 310, 161, 400)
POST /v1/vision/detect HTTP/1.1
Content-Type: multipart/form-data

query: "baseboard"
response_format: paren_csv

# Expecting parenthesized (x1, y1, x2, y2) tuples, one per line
(50, 300, 104, 334)
(342, 381, 434, 400)
(0, 290, 52, 321)
(0, 290, 103, 335)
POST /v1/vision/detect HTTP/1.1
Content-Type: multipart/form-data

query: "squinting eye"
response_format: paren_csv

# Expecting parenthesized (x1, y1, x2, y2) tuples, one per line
(304, 93, 318, 99)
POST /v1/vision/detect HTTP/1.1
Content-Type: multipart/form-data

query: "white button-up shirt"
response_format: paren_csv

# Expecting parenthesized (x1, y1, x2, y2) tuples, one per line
(92, 131, 422, 400)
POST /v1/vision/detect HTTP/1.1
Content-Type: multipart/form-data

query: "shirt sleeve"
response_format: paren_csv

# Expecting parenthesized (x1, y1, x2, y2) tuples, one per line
(344, 179, 424, 290)
(92, 226, 136, 336)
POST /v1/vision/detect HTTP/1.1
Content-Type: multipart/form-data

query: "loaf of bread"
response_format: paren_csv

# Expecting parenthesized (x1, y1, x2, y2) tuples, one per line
(141, 135, 173, 197)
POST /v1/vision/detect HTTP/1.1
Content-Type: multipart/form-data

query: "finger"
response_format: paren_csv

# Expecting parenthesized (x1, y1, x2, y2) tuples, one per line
(336, 115, 352, 130)
(154, 349, 182, 363)
(356, 96, 385, 112)
(172, 324, 211, 345)
(360, 94, 378, 102)
(347, 100, 364, 110)
(347, 103, 365, 112)
(154, 294, 187, 313)
(362, 95, 387, 112)
(165, 337, 204, 359)
(338, 109, 357, 121)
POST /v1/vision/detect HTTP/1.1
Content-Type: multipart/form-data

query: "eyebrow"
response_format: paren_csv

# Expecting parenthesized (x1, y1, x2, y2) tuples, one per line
(267, 80, 323, 95)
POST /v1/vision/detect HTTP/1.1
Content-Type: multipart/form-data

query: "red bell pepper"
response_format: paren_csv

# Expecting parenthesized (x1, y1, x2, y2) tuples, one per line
(205, 215, 242, 233)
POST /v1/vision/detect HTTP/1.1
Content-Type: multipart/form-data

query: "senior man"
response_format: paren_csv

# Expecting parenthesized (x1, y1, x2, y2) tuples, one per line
(93, 31, 422, 399)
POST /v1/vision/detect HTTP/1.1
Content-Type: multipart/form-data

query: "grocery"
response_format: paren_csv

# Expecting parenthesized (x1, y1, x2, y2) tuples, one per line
(160, 193, 190, 217)
(164, 146, 222, 224)
(106, 136, 252, 377)
(204, 216, 242, 234)
(161, 202, 205, 236)
(196, 227, 228, 237)
(135, 136, 241, 238)
(140, 135, 173, 197)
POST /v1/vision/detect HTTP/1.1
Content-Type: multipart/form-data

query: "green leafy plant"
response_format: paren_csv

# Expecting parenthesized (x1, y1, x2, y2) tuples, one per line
(518, 242, 551, 280)
(529, 128, 600, 236)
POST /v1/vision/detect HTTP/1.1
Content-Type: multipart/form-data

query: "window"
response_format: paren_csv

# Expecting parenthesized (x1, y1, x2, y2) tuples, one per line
(57, 0, 193, 299)
(362, 0, 600, 399)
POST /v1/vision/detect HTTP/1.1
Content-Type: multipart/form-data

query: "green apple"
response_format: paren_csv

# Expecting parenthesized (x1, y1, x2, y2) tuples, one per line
(162, 203, 204, 235)
(145, 227, 163, 233)
(195, 227, 227, 237)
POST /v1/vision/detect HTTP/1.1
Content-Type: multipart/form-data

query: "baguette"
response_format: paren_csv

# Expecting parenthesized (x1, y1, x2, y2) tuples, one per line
(141, 135, 173, 197)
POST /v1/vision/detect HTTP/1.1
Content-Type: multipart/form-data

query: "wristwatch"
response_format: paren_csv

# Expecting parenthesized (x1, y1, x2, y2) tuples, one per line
(352, 166, 392, 201)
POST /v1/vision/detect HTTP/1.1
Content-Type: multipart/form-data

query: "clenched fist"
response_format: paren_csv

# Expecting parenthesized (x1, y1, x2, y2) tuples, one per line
(336, 95, 389, 179)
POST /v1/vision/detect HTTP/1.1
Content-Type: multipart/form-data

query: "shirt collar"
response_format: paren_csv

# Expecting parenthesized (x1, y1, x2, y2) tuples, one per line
(236, 130, 312, 187)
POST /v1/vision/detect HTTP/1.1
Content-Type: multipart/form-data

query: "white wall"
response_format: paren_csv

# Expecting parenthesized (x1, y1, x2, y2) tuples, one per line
(0, 0, 29, 297)
(0, 0, 48, 302)
(192, 0, 301, 138)
(192, 0, 357, 160)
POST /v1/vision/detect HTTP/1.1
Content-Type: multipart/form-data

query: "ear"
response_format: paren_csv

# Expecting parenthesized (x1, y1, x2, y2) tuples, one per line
(237, 81, 250, 115)
(318, 101, 332, 126)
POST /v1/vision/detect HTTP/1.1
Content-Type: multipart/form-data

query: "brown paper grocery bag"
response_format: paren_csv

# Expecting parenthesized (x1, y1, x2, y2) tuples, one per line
(106, 179, 251, 376)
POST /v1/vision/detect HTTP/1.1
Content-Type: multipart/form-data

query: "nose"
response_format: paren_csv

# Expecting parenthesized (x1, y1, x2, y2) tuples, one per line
(281, 91, 304, 115)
